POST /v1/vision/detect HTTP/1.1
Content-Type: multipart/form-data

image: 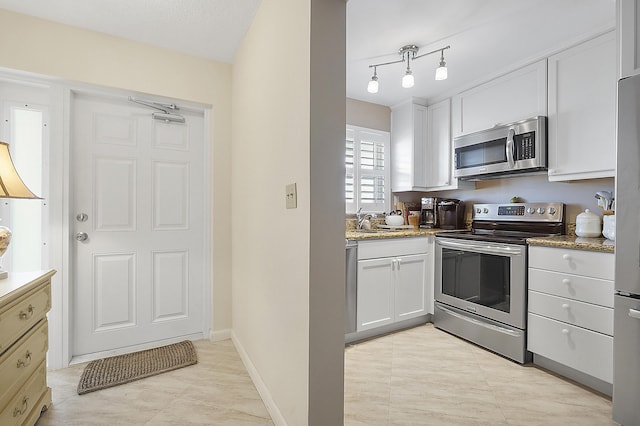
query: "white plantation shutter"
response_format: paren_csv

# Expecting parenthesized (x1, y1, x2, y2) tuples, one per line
(345, 126, 390, 213)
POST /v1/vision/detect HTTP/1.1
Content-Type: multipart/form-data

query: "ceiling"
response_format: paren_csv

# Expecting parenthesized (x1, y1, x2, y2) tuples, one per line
(0, 0, 616, 107)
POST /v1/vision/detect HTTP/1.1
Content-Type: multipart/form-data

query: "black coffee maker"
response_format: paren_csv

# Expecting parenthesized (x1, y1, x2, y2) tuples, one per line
(437, 199, 465, 229)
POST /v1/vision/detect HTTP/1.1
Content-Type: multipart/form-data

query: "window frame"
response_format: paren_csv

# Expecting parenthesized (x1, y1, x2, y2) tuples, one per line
(345, 125, 391, 214)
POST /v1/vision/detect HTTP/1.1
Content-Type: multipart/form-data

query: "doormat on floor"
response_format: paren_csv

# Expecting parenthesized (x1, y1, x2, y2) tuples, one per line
(77, 340, 197, 395)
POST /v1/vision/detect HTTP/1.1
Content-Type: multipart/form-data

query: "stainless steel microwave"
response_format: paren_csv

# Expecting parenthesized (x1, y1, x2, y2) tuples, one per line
(453, 116, 547, 180)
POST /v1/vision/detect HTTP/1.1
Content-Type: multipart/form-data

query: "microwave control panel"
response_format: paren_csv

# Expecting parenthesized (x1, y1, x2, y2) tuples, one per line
(515, 132, 535, 160)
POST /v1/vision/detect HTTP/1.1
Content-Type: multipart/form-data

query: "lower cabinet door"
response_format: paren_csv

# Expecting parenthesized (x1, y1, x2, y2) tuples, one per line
(395, 253, 428, 321)
(528, 313, 613, 383)
(356, 258, 394, 331)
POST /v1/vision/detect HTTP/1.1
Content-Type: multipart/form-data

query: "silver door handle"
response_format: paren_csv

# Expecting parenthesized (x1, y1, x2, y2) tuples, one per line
(629, 309, 640, 320)
(75, 232, 88, 242)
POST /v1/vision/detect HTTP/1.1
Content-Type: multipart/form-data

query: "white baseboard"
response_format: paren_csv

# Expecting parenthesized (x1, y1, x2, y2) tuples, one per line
(231, 331, 287, 426)
(209, 328, 232, 342)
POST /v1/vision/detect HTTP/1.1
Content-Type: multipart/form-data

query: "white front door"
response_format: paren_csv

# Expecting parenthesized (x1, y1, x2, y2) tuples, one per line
(71, 91, 208, 358)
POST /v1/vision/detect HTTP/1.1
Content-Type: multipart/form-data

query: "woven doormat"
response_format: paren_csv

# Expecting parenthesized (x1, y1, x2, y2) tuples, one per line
(77, 340, 197, 395)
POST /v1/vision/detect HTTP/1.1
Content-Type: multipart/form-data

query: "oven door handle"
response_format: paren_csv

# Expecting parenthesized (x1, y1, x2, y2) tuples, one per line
(437, 239, 523, 256)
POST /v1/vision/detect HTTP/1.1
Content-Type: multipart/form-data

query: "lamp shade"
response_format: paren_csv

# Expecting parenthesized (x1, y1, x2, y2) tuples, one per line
(0, 142, 40, 199)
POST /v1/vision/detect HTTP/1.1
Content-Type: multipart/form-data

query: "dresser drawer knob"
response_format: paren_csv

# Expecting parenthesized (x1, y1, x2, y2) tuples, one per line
(562, 278, 571, 285)
(562, 328, 570, 335)
(562, 303, 570, 309)
(562, 254, 571, 261)
(16, 350, 32, 368)
(12, 396, 28, 417)
(18, 304, 35, 320)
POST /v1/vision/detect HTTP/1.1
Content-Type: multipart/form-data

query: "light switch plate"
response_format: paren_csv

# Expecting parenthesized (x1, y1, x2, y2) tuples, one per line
(286, 183, 297, 209)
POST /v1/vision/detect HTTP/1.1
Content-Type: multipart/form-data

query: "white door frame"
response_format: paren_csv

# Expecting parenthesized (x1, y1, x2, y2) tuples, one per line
(0, 70, 212, 369)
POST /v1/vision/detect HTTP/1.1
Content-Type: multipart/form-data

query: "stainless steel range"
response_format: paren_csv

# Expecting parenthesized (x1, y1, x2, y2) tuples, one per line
(434, 202, 565, 363)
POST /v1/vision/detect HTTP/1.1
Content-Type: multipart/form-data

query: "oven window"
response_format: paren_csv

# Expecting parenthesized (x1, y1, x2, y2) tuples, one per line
(441, 248, 510, 312)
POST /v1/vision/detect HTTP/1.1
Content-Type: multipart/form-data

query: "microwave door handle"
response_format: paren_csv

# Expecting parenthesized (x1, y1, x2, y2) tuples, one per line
(506, 128, 516, 169)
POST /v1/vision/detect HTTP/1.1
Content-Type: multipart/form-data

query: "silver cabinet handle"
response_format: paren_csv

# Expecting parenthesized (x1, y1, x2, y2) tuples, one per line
(75, 232, 89, 242)
(629, 309, 640, 320)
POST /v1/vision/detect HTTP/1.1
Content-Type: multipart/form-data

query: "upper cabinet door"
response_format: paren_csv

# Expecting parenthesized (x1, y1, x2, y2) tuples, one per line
(547, 31, 617, 181)
(619, 0, 640, 78)
(391, 98, 428, 192)
(451, 60, 548, 137)
(425, 98, 453, 189)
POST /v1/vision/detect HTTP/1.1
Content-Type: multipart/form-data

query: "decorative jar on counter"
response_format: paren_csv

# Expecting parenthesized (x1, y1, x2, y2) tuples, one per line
(602, 214, 615, 241)
(575, 209, 602, 237)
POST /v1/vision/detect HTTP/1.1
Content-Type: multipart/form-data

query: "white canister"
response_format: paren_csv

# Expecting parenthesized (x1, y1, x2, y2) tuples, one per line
(602, 214, 616, 241)
(575, 209, 602, 237)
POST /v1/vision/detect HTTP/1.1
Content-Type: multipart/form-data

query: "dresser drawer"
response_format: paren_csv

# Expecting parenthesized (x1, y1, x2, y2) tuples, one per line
(0, 361, 47, 426)
(528, 268, 614, 307)
(0, 320, 48, 412)
(528, 313, 613, 383)
(528, 290, 613, 335)
(528, 246, 614, 280)
(0, 282, 51, 355)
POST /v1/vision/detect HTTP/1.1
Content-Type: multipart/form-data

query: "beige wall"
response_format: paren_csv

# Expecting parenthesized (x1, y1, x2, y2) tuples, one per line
(0, 9, 233, 337)
(231, 0, 345, 424)
(346, 97, 391, 131)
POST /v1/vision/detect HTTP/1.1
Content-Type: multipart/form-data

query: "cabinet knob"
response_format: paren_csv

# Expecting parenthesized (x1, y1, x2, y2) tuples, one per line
(561, 329, 570, 335)
(562, 278, 571, 285)
(562, 254, 571, 261)
(562, 303, 570, 309)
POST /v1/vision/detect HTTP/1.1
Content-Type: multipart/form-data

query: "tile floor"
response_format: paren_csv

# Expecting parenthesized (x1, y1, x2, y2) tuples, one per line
(37, 339, 274, 425)
(38, 324, 616, 425)
(344, 324, 616, 426)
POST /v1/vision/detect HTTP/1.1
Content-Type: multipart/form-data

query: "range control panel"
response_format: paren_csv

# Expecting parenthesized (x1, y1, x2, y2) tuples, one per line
(473, 202, 565, 222)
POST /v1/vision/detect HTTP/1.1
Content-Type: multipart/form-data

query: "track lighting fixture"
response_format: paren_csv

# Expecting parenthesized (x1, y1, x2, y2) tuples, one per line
(367, 44, 450, 93)
(367, 67, 379, 93)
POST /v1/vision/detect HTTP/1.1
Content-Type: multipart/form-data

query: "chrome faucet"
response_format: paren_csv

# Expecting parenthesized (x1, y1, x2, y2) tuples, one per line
(356, 208, 372, 230)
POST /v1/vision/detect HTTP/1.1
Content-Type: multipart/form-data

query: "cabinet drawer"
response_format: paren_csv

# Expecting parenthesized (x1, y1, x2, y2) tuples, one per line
(0, 361, 47, 426)
(528, 290, 613, 335)
(528, 268, 614, 307)
(528, 313, 613, 383)
(0, 320, 48, 411)
(0, 282, 51, 354)
(528, 246, 614, 280)
(358, 237, 428, 260)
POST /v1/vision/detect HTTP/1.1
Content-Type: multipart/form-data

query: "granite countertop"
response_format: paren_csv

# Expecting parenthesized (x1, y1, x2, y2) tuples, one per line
(526, 235, 614, 253)
(346, 227, 461, 240)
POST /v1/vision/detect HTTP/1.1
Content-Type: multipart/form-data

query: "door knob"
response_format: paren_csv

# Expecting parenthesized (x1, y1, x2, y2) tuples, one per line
(75, 232, 88, 242)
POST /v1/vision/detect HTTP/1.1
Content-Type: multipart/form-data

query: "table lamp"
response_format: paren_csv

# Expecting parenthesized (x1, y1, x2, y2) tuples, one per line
(0, 141, 41, 279)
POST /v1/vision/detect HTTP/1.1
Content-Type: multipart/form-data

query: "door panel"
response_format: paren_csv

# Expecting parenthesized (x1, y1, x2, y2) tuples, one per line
(71, 92, 206, 357)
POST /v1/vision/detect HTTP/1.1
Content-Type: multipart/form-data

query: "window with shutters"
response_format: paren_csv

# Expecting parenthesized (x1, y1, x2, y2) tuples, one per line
(346, 126, 390, 214)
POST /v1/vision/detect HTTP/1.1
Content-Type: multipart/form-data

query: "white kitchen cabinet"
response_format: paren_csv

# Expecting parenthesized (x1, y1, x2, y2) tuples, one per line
(547, 31, 617, 181)
(391, 98, 468, 192)
(356, 237, 433, 332)
(424, 98, 464, 191)
(451, 60, 547, 137)
(619, 0, 640, 78)
(527, 246, 614, 387)
(391, 98, 428, 192)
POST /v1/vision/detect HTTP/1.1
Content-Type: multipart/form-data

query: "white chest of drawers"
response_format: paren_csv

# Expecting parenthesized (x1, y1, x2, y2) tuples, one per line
(527, 246, 614, 389)
(0, 270, 56, 426)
